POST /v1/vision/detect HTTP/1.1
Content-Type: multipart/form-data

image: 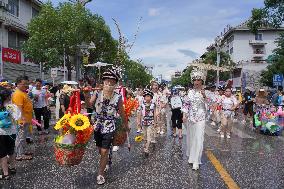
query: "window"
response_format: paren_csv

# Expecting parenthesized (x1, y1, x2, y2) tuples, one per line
(230, 47, 233, 54)
(8, 31, 27, 49)
(32, 7, 39, 18)
(7, 0, 19, 17)
(255, 33, 263, 41)
(8, 31, 17, 49)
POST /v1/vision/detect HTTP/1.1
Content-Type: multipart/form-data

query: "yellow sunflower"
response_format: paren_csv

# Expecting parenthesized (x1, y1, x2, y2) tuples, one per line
(54, 113, 71, 130)
(135, 135, 143, 142)
(69, 114, 90, 131)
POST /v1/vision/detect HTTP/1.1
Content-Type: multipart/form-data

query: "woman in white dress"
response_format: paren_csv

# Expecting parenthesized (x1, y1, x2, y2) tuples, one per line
(182, 68, 207, 170)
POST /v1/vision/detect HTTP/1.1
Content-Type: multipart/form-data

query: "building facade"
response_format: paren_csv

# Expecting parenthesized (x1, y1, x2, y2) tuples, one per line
(212, 20, 284, 88)
(0, 0, 42, 81)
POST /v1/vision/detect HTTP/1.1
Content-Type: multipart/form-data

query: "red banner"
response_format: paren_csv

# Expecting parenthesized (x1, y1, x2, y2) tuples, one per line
(2, 48, 21, 64)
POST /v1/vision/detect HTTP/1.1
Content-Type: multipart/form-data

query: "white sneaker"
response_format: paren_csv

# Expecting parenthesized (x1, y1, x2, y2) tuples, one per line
(112, 146, 119, 152)
(192, 163, 199, 170)
(151, 140, 157, 144)
(217, 128, 220, 133)
(227, 134, 231, 139)
(97, 175, 105, 185)
(220, 133, 224, 138)
(210, 122, 216, 126)
(241, 120, 246, 124)
(104, 165, 109, 172)
(160, 131, 165, 135)
(136, 129, 141, 133)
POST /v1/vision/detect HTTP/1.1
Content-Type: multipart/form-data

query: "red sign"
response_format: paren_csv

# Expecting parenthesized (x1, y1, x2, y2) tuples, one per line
(2, 48, 21, 64)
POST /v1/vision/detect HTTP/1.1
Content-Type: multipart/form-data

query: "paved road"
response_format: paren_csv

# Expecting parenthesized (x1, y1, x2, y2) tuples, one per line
(1, 110, 284, 189)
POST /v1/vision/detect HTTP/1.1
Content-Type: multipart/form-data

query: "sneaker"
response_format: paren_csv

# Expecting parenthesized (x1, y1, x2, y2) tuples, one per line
(241, 120, 246, 125)
(220, 133, 224, 138)
(151, 140, 157, 144)
(104, 165, 109, 172)
(97, 175, 105, 185)
(112, 146, 119, 152)
(227, 134, 231, 139)
(136, 130, 141, 133)
(217, 128, 220, 133)
(160, 131, 165, 135)
(192, 163, 199, 170)
(210, 122, 216, 126)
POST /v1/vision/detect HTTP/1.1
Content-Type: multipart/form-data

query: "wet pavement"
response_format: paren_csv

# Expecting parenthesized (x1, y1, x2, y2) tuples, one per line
(1, 110, 284, 189)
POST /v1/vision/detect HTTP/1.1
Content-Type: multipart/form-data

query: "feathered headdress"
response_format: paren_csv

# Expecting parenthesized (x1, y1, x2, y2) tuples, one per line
(190, 68, 207, 82)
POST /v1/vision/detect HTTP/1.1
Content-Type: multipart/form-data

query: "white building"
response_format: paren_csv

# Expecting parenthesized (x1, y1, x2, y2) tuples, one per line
(211, 20, 284, 88)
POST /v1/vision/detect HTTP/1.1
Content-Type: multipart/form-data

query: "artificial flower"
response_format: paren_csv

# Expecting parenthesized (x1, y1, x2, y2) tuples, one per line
(69, 114, 90, 131)
(54, 113, 71, 130)
(135, 135, 143, 142)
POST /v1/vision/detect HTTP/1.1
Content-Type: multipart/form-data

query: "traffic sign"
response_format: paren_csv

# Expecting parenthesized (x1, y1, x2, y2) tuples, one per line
(273, 74, 283, 86)
(51, 68, 57, 78)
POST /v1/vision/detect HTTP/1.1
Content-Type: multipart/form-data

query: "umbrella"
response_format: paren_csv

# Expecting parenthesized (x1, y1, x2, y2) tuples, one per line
(61, 81, 78, 85)
(84, 62, 113, 82)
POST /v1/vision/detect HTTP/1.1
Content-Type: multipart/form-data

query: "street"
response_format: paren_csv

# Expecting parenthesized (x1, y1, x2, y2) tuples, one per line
(1, 110, 284, 189)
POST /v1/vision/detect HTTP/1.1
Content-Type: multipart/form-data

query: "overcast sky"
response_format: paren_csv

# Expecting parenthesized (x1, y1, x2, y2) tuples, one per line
(48, 0, 264, 80)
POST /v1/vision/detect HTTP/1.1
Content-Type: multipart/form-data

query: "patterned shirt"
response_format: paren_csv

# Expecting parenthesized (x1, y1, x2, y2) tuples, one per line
(93, 91, 122, 134)
(182, 89, 207, 123)
(138, 101, 156, 126)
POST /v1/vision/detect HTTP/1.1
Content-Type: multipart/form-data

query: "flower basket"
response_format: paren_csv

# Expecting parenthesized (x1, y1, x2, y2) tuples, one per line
(112, 118, 127, 146)
(54, 142, 88, 166)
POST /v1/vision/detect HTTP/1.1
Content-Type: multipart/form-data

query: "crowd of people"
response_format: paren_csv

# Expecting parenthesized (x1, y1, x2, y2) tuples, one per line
(0, 67, 284, 185)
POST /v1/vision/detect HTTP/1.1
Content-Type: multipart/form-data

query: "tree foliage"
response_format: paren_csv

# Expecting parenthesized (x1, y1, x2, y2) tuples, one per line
(123, 60, 152, 88)
(171, 68, 193, 87)
(23, 2, 117, 80)
(248, 0, 284, 33)
(260, 32, 284, 87)
(203, 50, 234, 84)
(171, 50, 233, 87)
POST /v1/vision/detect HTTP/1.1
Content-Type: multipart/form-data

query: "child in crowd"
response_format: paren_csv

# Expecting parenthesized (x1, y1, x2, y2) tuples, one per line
(0, 86, 21, 180)
(137, 89, 157, 157)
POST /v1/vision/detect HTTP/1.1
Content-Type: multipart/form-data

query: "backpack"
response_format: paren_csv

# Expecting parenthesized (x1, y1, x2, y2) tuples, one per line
(0, 110, 12, 128)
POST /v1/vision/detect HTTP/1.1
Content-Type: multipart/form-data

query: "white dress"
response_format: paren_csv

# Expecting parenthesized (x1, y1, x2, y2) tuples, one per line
(182, 89, 207, 165)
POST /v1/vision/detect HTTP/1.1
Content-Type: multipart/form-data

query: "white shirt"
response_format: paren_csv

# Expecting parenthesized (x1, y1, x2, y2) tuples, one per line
(32, 88, 47, 108)
(171, 95, 183, 109)
(219, 96, 238, 110)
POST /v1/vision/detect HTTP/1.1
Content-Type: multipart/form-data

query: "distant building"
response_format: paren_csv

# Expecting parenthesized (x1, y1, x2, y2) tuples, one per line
(210, 20, 284, 88)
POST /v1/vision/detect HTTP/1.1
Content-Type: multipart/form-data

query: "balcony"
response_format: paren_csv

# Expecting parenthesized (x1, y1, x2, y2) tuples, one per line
(253, 50, 265, 57)
(249, 40, 267, 46)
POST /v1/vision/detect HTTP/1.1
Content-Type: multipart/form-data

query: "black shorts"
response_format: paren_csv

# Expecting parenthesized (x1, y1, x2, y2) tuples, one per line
(94, 131, 114, 149)
(243, 104, 253, 116)
(171, 108, 183, 129)
(0, 134, 16, 158)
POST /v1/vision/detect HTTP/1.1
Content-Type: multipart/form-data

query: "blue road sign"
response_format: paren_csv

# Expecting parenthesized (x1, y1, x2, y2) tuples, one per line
(273, 74, 283, 86)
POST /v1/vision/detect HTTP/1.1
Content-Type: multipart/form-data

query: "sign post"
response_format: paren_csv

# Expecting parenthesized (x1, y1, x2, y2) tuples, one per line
(273, 74, 283, 87)
(51, 68, 57, 86)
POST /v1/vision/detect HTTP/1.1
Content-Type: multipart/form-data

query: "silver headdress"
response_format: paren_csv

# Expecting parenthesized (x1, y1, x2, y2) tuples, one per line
(190, 68, 207, 82)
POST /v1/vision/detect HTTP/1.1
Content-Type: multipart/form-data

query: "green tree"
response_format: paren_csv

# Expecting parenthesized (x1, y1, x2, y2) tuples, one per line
(171, 68, 193, 87)
(123, 59, 152, 88)
(260, 32, 284, 87)
(248, 0, 284, 33)
(203, 50, 234, 84)
(23, 2, 117, 80)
